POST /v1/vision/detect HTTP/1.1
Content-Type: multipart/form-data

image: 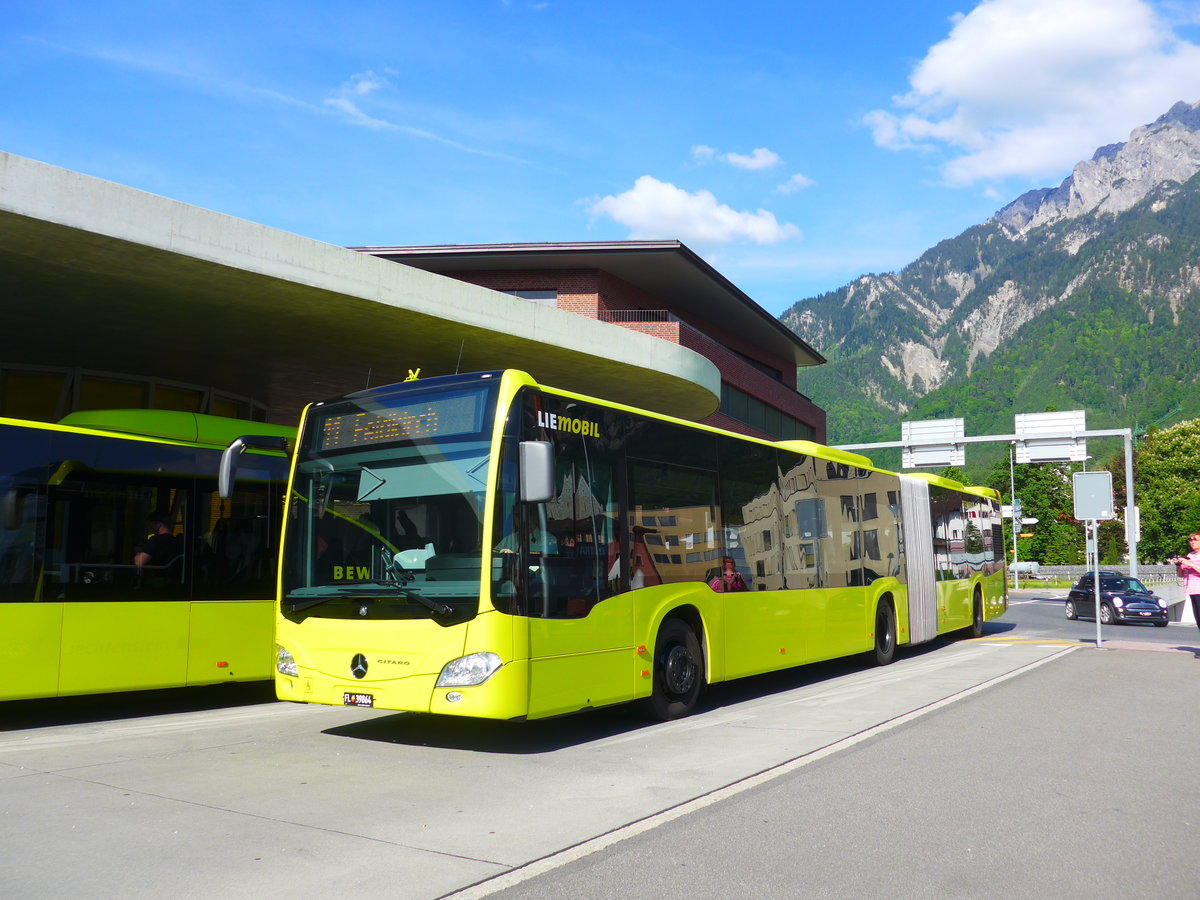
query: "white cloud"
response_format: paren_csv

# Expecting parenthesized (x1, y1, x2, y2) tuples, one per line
(345, 70, 388, 96)
(587, 175, 801, 247)
(725, 147, 782, 170)
(325, 70, 394, 128)
(865, 0, 1200, 184)
(692, 145, 783, 170)
(776, 172, 816, 194)
(323, 70, 526, 161)
(325, 96, 392, 130)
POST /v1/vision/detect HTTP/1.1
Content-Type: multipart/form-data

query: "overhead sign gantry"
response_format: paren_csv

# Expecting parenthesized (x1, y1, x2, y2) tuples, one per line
(837, 410, 1139, 577)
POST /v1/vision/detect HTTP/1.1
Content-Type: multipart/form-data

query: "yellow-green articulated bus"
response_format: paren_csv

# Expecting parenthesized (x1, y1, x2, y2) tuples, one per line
(0, 410, 291, 701)
(258, 370, 1006, 721)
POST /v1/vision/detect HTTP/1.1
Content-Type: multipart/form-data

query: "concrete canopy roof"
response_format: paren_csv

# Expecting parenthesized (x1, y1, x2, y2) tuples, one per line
(352, 241, 825, 368)
(0, 153, 720, 423)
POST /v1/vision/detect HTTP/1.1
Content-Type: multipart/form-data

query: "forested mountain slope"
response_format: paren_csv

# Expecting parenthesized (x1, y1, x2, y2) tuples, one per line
(783, 100, 1200, 450)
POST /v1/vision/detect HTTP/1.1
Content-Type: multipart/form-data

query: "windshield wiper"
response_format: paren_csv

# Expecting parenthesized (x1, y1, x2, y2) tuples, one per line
(365, 582, 455, 618)
(392, 586, 454, 618)
(285, 594, 341, 613)
(283, 582, 454, 618)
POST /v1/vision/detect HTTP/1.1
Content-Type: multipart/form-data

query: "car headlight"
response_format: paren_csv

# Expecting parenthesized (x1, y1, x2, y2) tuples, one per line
(436, 652, 502, 687)
(276, 644, 299, 677)
(1113, 596, 1124, 608)
(1157, 597, 1168, 609)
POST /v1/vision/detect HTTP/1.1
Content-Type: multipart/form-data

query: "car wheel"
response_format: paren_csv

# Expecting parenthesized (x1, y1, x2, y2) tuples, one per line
(1099, 603, 1115, 625)
(1065, 599, 1078, 620)
(1155, 620, 1168, 628)
(645, 617, 704, 721)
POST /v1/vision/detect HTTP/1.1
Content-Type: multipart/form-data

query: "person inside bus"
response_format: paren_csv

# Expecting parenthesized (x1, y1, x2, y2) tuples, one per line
(709, 556, 748, 592)
(133, 513, 183, 575)
(495, 521, 558, 556)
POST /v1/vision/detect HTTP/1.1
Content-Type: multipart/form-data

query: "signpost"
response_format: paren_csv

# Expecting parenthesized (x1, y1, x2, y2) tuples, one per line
(901, 418, 965, 469)
(1073, 471, 1115, 648)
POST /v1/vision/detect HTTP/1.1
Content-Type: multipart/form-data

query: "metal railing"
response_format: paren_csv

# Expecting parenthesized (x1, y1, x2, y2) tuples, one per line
(596, 309, 678, 324)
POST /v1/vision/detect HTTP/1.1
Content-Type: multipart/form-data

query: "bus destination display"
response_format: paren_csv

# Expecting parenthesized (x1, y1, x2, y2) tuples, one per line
(318, 393, 483, 451)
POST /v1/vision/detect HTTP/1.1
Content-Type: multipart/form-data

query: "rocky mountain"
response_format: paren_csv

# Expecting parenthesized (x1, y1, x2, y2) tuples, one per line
(783, 100, 1200, 453)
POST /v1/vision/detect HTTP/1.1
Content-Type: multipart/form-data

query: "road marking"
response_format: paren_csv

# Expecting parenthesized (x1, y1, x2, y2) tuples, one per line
(441, 645, 1078, 899)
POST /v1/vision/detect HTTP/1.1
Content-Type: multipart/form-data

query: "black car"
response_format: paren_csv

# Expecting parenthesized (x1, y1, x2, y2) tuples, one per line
(1065, 572, 1169, 626)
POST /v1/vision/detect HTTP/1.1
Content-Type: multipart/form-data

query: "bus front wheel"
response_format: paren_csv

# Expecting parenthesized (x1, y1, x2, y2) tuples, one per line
(646, 617, 704, 721)
(872, 601, 896, 667)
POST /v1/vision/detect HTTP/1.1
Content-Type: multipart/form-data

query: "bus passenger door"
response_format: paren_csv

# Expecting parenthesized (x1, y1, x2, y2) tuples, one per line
(522, 403, 632, 717)
(820, 491, 867, 657)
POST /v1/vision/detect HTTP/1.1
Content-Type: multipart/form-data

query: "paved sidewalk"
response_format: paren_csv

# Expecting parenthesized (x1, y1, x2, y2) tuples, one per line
(484, 641, 1200, 899)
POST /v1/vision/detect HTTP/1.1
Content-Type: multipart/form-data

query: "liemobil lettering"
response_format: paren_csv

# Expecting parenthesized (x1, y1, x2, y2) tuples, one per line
(536, 410, 599, 438)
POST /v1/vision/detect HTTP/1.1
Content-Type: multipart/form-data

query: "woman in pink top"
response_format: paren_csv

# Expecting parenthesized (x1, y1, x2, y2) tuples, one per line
(1170, 532, 1200, 630)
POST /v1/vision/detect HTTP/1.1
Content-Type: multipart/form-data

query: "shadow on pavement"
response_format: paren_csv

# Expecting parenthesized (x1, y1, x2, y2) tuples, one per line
(0, 681, 278, 732)
(322, 631, 1005, 753)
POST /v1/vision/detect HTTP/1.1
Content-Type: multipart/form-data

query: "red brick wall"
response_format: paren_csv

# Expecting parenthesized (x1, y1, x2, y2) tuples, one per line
(425, 267, 826, 443)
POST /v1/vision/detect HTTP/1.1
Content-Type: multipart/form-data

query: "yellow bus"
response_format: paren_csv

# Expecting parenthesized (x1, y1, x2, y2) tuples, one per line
(0, 410, 291, 701)
(255, 370, 1006, 721)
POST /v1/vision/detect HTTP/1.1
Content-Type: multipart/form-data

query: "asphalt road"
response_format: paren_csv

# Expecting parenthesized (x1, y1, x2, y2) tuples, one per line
(1005, 584, 1200, 649)
(3, 591, 1198, 899)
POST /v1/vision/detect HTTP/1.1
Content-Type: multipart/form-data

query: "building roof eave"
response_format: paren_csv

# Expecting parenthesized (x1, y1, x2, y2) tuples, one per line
(351, 241, 826, 368)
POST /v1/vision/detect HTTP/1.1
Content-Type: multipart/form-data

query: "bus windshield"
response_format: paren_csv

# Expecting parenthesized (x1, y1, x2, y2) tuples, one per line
(281, 378, 500, 623)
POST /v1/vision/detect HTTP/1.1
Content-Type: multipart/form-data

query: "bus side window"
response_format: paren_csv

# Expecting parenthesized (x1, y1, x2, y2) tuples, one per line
(628, 460, 720, 590)
(519, 400, 623, 619)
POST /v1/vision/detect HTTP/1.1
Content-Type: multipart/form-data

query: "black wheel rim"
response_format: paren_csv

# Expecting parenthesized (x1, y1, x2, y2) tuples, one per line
(662, 644, 697, 698)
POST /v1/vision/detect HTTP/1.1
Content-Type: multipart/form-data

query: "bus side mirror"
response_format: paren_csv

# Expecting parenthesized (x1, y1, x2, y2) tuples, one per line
(219, 435, 290, 499)
(519, 441, 554, 503)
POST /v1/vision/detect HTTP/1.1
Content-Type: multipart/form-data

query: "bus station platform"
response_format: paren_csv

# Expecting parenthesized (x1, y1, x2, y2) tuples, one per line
(2, 631, 1199, 897)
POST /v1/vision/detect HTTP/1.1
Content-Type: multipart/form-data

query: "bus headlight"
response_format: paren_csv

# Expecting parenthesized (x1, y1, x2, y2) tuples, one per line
(276, 644, 299, 677)
(436, 652, 502, 687)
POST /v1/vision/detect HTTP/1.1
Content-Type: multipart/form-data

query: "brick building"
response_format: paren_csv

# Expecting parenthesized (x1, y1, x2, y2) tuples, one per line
(352, 241, 827, 443)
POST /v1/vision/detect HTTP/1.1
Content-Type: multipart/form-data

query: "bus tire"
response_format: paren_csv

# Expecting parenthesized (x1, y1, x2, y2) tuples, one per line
(968, 589, 984, 639)
(872, 601, 896, 667)
(646, 617, 704, 721)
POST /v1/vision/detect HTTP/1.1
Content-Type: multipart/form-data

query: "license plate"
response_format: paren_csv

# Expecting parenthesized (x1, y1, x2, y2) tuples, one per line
(343, 692, 374, 707)
(1139, 611, 1151, 616)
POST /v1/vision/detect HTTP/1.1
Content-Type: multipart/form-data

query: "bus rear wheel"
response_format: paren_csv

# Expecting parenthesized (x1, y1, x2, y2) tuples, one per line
(646, 617, 704, 721)
(968, 590, 984, 639)
(872, 601, 896, 666)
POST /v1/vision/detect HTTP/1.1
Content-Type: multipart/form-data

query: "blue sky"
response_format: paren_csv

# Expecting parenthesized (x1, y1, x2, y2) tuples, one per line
(4, 0, 1200, 315)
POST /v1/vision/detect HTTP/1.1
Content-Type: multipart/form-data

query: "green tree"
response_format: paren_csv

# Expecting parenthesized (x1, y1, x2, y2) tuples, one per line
(985, 457, 1084, 564)
(1134, 418, 1200, 560)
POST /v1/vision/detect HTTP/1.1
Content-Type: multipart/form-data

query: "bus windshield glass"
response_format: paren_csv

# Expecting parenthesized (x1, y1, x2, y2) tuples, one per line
(281, 379, 500, 623)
